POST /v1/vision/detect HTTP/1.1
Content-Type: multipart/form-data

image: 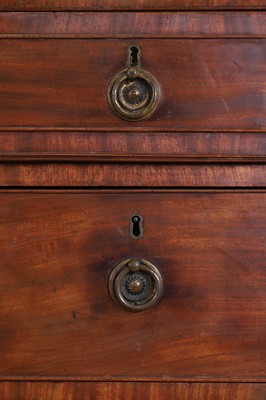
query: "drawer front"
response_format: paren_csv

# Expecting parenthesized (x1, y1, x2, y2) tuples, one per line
(0, 191, 265, 380)
(0, 382, 266, 400)
(0, 38, 266, 130)
(0, 10, 266, 132)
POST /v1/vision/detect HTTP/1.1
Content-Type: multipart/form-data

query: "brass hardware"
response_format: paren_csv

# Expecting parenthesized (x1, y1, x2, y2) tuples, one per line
(107, 45, 161, 121)
(130, 214, 143, 239)
(108, 258, 163, 312)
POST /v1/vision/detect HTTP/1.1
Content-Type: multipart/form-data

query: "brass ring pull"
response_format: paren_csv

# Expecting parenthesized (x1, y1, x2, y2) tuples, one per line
(107, 45, 161, 121)
(108, 259, 163, 312)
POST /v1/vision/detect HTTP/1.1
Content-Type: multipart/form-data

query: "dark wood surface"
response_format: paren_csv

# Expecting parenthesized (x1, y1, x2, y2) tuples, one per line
(0, 0, 265, 11)
(1, 39, 266, 131)
(0, 191, 264, 380)
(0, 382, 265, 400)
(1, 12, 266, 38)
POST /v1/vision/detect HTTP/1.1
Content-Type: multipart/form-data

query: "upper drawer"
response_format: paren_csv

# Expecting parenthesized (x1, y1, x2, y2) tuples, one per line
(0, 12, 266, 132)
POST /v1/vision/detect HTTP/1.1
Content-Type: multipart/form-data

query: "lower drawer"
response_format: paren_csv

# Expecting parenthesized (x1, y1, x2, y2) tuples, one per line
(0, 191, 265, 382)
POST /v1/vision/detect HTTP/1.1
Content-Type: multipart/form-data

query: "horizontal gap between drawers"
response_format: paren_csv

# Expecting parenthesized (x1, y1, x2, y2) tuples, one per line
(0, 376, 265, 383)
(1, 128, 266, 132)
(1, 35, 266, 39)
(1, 9, 266, 11)
(1, 154, 265, 164)
(0, 187, 265, 193)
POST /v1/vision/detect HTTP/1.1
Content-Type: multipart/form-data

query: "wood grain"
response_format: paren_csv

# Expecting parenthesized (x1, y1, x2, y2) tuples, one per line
(0, 132, 265, 162)
(0, 164, 265, 187)
(1, 39, 266, 131)
(0, 382, 265, 400)
(1, 4, 265, 395)
(0, 192, 265, 379)
(0, 0, 265, 11)
(1, 12, 266, 38)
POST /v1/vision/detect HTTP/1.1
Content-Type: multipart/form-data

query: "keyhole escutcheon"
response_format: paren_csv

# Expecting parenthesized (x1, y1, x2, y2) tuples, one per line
(127, 45, 141, 68)
(130, 215, 144, 239)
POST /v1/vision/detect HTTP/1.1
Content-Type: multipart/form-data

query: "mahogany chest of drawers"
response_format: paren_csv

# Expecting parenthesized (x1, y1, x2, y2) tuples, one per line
(0, 1, 265, 399)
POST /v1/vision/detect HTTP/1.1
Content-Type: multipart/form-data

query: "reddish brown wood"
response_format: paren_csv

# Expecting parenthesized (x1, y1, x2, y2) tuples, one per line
(0, 164, 265, 187)
(0, 382, 265, 400)
(0, 12, 266, 38)
(0, 5, 265, 398)
(0, 0, 265, 11)
(0, 192, 265, 379)
(0, 39, 266, 131)
(0, 132, 265, 162)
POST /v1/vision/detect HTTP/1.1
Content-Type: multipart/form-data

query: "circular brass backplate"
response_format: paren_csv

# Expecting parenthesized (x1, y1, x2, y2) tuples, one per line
(107, 68, 161, 121)
(108, 259, 163, 312)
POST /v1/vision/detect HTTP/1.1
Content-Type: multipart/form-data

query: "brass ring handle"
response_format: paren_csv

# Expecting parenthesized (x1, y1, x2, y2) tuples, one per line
(108, 259, 163, 312)
(107, 45, 161, 121)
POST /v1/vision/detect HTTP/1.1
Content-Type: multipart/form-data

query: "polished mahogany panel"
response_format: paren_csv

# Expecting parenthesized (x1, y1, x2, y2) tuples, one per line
(0, 12, 266, 38)
(0, 192, 265, 379)
(0, 39, 266, 131)
(0, 164, 265, 187)
(0, 132, 265, 161)
(0, 382, 265, 400)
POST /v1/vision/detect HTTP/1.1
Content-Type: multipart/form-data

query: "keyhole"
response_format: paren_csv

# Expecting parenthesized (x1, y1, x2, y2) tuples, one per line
(128, 45, 141, 67)
(130, 215, 144, 239)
